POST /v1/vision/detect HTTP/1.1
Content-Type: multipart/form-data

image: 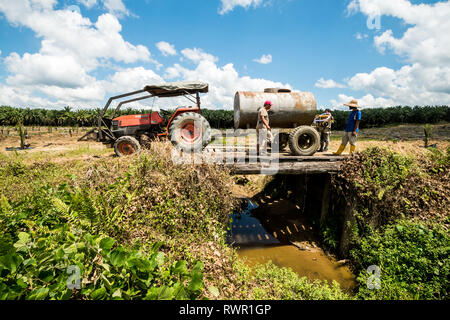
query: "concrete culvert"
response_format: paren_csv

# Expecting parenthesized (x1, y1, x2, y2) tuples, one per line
(169, 112, 211, 152)
(114, 136, 141, 157)
(288, 126, 320, 156)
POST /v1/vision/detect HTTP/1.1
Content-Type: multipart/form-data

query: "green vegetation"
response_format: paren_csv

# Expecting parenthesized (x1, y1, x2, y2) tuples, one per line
(1, 105, 449, 129)
(0, 143, 353, 300)
(250, 262, 351, 300)
(351, 221, 449, 300)
(1, 130, 448, 300)
(0, 105, 236, 129)
(331, 147, 449, 300)
(337, 147, 449, 224)
(0, 230, 204, 300)
(325, 105, 450, 130)
(200, 109, 234, 129)
(0, 145, 234, 300)
(16, 122, 26, 149)
(423, 124, 433, 147)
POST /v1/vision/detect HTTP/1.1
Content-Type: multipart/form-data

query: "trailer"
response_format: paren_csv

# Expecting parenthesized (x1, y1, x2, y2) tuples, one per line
(233, 88, 320, 156)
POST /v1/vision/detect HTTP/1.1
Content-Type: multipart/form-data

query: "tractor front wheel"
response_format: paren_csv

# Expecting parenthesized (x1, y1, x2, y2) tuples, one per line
(114, 136, 141, 157)
(169, 112, 211, 152)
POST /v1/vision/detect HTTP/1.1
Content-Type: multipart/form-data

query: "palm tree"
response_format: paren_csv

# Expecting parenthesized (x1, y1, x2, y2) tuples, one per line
(9, 109, 23, 126)
(76, 109, 89, 127)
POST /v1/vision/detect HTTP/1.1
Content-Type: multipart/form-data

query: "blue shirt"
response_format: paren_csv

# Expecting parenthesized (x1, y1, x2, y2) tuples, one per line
(345, 110, 362, 133)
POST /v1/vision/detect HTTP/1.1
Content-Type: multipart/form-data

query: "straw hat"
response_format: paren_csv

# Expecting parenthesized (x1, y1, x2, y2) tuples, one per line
(344, 99, 361, 109)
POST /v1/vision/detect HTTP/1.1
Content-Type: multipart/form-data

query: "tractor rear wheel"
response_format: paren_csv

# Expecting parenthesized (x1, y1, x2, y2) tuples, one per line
(114, 136, 141, 157)
(169, 112, 211, 152)
(288, 126, 320, 156)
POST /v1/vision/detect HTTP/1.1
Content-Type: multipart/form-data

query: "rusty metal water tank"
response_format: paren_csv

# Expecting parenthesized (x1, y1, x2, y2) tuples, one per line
(234, 89, 317, 129)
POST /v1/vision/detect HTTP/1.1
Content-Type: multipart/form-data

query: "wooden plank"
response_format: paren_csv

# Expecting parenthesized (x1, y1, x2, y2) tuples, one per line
(207, 154, 346, 163)
(225, 161, 342, 175)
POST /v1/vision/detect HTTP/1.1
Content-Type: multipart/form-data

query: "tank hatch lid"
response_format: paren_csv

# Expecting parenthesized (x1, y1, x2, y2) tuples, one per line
(264, 88, 292, 93)
(144, 81, 209, 97)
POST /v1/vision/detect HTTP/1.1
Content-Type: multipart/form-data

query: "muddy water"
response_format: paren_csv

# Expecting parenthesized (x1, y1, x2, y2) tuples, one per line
(228, 199, 356, 292)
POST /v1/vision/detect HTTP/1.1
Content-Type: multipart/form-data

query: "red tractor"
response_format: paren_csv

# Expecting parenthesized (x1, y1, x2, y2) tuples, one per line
(79, 81, 212, 156)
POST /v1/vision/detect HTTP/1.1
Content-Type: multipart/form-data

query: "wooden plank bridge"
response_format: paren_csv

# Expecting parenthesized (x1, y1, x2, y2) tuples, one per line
(201, 145, 347, 175)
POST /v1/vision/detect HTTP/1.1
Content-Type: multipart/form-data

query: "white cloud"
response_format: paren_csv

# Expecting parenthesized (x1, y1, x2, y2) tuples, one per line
(0, 85, 56, 108)
(164, 64, 182, 79)
(156, 41, 177, 57)
(0, 2, 295, 109)
(347, 64, 450, 105)
(331, 93, 395, 110)
(315, 78, 346, 89)
(39, 83, 106, 105)
(181, 48, 218, 64)
(164, 48, 290, 109)
(102, 0, 129, 17)
(253, 54, 272, 64)
(219, 0, 264, 15)
(355, 32, 368, 40)
(362, 1, 450, 67)
(77, 0, 129, 17)
(0, 2, 151, 69)
(107, 67, 164, 93)
(335, 0, 450, 107)
(77, 0, 97, 9)
(0, 66, 165, 108)
(0, 0, 157, 107)
(5, 52, 93, 88)
(346, 0, 359, 16)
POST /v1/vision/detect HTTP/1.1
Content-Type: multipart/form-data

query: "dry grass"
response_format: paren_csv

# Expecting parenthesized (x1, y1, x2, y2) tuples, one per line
(328, 139, 450, 158)
(0, 131, 109, 163)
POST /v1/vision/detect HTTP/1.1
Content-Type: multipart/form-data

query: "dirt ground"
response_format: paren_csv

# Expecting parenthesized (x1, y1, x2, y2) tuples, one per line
(0, 128, 109, 163)
(329, 123, 450, 157)
(1, 123, 449, 163)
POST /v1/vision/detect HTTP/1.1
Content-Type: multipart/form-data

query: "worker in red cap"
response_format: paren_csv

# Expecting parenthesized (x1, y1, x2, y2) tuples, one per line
(256, 100, 273, 156)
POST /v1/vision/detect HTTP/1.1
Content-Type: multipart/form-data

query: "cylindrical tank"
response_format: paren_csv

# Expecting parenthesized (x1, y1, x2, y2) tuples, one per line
(234, 90, 317, 129)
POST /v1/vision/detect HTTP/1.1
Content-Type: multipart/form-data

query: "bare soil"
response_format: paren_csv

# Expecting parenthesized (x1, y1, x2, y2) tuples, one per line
(1, 123, 448, 163)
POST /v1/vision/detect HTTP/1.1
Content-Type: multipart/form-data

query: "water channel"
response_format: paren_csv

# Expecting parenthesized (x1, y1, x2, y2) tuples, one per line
(227, 198, 356, 292)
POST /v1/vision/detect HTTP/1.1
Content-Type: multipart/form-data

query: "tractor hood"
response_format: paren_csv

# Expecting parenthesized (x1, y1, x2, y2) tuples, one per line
(144, 81, 209, 97)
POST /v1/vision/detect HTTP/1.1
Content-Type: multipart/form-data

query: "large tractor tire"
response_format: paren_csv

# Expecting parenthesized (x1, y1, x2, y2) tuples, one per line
(114, 136, 141, 157)
(288, 126, 320, 156)
(169, 112, 211, 152)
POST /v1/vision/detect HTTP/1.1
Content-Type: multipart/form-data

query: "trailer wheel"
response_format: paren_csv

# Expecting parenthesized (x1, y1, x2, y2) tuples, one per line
(169, 112, 211, 152)
(114, 136, 141, 157)
(288, 126, 320, 156)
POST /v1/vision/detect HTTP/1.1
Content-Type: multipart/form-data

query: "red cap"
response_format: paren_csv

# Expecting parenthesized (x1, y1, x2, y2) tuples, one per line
(264, 100, 272, 106)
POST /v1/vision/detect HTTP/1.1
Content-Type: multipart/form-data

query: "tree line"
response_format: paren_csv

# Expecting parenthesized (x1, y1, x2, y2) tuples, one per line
(0, 105, 449, 130)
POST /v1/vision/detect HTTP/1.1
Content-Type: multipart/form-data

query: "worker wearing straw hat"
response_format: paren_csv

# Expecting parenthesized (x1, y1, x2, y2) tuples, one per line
(333, 100, 362, 155)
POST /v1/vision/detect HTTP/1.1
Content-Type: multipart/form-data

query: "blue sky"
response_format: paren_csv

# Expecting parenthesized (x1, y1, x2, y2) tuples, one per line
(0, 0, 448, 110)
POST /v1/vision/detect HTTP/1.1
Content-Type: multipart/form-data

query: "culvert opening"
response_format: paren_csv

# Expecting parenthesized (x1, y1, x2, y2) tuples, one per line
(227, 174, 357, 292)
